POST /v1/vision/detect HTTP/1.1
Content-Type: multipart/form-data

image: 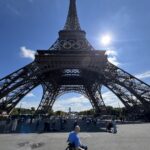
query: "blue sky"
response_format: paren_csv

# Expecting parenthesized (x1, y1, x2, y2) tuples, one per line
(0, 0, 150, 112)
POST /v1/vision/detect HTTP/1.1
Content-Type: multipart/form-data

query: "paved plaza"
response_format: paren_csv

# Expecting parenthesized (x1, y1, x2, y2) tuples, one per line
(0, 123, 149, 150)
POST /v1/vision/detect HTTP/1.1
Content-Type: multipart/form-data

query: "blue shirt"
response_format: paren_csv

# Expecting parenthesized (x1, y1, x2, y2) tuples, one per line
(68, 131, 81, 148)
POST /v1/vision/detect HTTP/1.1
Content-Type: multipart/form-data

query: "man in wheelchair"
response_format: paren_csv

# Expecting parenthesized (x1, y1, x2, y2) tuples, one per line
(66, 125, 88, 150)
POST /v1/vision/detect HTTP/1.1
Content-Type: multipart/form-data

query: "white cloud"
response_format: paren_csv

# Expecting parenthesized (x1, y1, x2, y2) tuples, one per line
(16, 91, 125, 111)
(106, 50, 120, 66)
(53, 90, 124, 112)
(16, 92, 37, 108)
(53, 96, 92, 112)
(17, 101, 39, 109)
(26, 92, 36, 98)
(6, 3, 20, 16)
(135, 71, 150, 80)
(106, 50, 117, 56)
(20, 46, 35, 60)
(108, 56, 120, 66)
(102, 91, 124, 107)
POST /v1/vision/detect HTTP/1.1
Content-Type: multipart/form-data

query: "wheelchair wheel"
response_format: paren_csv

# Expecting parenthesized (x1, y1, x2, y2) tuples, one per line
(65, 146, 74, 150)
(65, 146, 69, 150)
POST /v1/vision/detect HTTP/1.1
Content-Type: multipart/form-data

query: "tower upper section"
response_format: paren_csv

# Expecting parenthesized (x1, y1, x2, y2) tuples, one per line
(49, 0, 94, 51)
(64, 0, 81, 31)
(36, 0, 107, 70)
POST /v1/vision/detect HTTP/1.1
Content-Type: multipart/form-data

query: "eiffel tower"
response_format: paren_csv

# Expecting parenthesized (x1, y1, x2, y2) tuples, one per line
(0, 0, 150, 118)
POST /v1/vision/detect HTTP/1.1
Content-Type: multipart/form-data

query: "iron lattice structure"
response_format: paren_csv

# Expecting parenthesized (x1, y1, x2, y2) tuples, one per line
(0, 0, 150, 117)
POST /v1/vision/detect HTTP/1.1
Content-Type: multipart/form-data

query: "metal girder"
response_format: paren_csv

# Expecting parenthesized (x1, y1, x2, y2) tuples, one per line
(97, 88, 106, 109)
(84, 84, 106, 114)
(102, 62, 150, 113)
(36, 84, 86, 114)
(0, 62, 41, 98)
(0, 62, 41, 114)
(0, 60, 150, 115)
(36, 82, 106, 115)
(36, 84, 60, 114)
(58, 85, 86, 96)
(0, 81, 39, 114)
(104, 82, 142, 112)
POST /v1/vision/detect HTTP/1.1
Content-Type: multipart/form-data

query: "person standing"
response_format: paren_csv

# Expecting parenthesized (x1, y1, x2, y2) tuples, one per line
(52, 119, 56, 131)
(11, 118, 18, 132)
(73, 120, 78, 129)
(112, 118, 117, 134)
(106, 121, 112, 132)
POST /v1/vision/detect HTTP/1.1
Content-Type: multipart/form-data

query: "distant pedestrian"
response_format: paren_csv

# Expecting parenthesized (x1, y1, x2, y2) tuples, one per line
(112, 118, 117, 134)
(52, 119, 56, 131)
(11, 119, 18, 132)
(60, 117, 63, 130)
(44, 118, 50, 132)
(73, 120, 78, 129)
(106, 121, 112, 132)
(35, 119, 40, 131)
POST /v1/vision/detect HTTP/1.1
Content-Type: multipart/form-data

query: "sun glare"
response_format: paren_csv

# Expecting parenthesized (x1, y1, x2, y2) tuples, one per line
(101, 34, 112, 45)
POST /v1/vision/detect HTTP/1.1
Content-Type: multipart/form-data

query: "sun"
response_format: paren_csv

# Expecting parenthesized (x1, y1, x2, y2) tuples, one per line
(101, 34, 111, 45)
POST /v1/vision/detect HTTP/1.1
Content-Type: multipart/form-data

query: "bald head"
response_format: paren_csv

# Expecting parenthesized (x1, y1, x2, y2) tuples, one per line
(74, 125, 80, 133)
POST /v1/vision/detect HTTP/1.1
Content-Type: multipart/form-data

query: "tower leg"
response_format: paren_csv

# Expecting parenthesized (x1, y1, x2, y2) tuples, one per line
(0, 62, 40, 114)
(85, 84, 106, 114)
(36, 84, 60, 114)
(102, 62, 150, 117)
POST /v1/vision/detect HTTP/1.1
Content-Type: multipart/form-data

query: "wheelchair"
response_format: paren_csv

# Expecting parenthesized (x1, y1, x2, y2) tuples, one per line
(66, 143, 76, 150)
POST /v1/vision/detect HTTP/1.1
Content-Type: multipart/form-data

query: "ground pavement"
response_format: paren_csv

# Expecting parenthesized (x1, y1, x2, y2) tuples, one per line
(0, 123, 149, 150)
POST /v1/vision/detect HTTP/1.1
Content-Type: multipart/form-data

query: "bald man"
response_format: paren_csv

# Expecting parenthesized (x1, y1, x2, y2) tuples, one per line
(67, 125, 88, 150)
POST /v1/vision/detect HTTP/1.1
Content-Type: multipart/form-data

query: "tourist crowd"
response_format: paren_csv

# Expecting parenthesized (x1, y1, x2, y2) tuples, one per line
(0, 115, 117, 133)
